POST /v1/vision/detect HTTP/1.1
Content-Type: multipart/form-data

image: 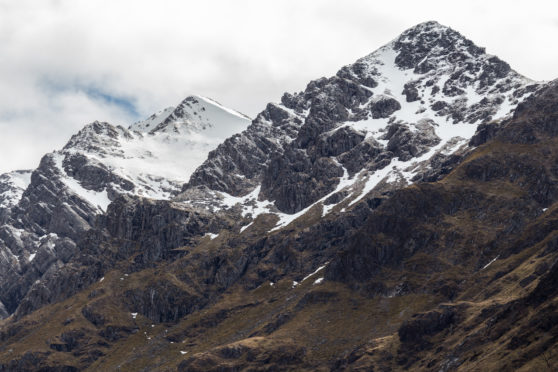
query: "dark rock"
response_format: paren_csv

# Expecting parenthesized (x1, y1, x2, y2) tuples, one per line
(469, 120, 505, 146)
(403, 82, 420, 102)
(385, 121, 440, 161)
(315, 126, 365, 157)
(398, 308, 456, 347)
(369, 96, 401, 119)
(123, 279, 204, 323)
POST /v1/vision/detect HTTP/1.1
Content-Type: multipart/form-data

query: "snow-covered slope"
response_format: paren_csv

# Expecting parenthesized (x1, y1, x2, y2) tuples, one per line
(0, 94, 251, 249)
(179, 21, 541, 231)
(0, 170, 32, 210)
(58, 95, 252, 201)
(131, 95, 251, 138)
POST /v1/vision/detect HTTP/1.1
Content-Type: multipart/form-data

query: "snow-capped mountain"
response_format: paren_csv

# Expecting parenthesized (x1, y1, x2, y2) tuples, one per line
(0, 22, 541, 321)
(6, 95, 250, 239)
(180, 21, 540, 230)
(2, 21, 558, 371)
(61, 95, 252, 202)
(0, 95, 250, 317)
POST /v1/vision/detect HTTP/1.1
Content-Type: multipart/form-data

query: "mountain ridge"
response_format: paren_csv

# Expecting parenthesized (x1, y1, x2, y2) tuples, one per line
(0, 21, 557, 372)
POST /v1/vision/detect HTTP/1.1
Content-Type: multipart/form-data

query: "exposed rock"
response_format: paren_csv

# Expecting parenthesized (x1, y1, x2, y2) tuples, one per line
(123, 279, 203, 323)
(369, 96, 401, 118)
(177, 337, 308, 372)
(398, 308, 456, 347)
(384, 121, 440, 161)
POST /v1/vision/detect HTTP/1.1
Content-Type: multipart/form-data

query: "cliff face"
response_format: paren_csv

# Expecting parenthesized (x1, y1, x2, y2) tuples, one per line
(0, 22, 557, 372)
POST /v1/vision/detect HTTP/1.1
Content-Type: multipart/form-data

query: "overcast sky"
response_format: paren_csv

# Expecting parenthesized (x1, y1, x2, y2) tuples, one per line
(0, 0, 556, 173)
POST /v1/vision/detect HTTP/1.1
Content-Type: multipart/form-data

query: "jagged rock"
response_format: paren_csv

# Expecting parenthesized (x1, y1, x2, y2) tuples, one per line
(104, 196, 225, 264)
(338, 137, 384, 175)
(385, 121, 440, 161)
(403, 82, 420, 102)
(123, 280, 203, 323)
(0, 21, 555, 372)
(315, 126, 365, 157)
(261, 150, 343, 213)
(369, 96, 402, 119)
(469, 120, 505, 146)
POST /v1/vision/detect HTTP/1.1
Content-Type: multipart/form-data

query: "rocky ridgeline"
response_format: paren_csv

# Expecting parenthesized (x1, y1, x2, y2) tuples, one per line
(184, 21, 539, 216)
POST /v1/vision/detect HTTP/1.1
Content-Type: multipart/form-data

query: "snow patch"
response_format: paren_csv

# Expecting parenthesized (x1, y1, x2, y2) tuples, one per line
(205, 233, 218, 240)
(240, 222, 254, 233)
(482, 256, 499, 270)
(302, 263, 328, 283)
(313, 277, 324, 285)
(52, 152, 111, 213)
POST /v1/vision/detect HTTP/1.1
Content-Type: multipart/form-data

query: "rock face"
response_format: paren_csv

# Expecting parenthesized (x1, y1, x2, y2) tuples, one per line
(182, 20, 538, 220)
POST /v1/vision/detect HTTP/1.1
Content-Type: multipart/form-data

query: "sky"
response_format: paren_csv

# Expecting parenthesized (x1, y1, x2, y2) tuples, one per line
(0, 0, 557, 173)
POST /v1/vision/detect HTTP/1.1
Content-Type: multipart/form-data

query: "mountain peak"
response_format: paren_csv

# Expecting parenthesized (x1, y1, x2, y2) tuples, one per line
(391, 20, 488, 72)
(129, 95, 251, 137)
(406, 20, 447, 30)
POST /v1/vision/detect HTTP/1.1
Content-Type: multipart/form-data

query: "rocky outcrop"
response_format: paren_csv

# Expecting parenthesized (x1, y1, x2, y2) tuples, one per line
(398, 308, 456, 347)
(123, 279, 204, 323)
(177, 337, 308, 372)
(103, 196, 226, 265)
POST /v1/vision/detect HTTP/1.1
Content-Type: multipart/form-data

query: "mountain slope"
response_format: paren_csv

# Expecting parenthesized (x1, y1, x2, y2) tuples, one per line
(0, 96, 250, 320)
(2, 80, 558, 371)
(0, 21, 556, 372)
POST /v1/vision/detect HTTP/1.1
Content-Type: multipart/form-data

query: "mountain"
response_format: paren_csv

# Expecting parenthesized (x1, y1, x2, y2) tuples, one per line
(181, 20, 537, 226)
(1, 21, 557, 371)
(0, 95, 250, 319)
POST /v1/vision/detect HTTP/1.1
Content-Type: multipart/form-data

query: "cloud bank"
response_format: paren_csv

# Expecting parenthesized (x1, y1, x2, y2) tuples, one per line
(0, 0, 556, 173)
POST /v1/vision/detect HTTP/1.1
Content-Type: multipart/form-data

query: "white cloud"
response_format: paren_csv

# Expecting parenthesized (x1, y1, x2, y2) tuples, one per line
(0, 0, 557, 173)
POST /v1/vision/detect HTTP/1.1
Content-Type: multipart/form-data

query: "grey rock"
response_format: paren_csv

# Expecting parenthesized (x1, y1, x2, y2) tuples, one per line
(262, 150, 343, 214)
(384, 121, 441, 161)
(369, 96, 402, 119)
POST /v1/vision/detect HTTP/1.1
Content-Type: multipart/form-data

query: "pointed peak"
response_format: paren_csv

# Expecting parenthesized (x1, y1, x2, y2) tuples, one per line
(404, 20, 448, 32)
(395, 20, 474, 48)
(176, 95, 251, 121)
(178, 95, 203, 105)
